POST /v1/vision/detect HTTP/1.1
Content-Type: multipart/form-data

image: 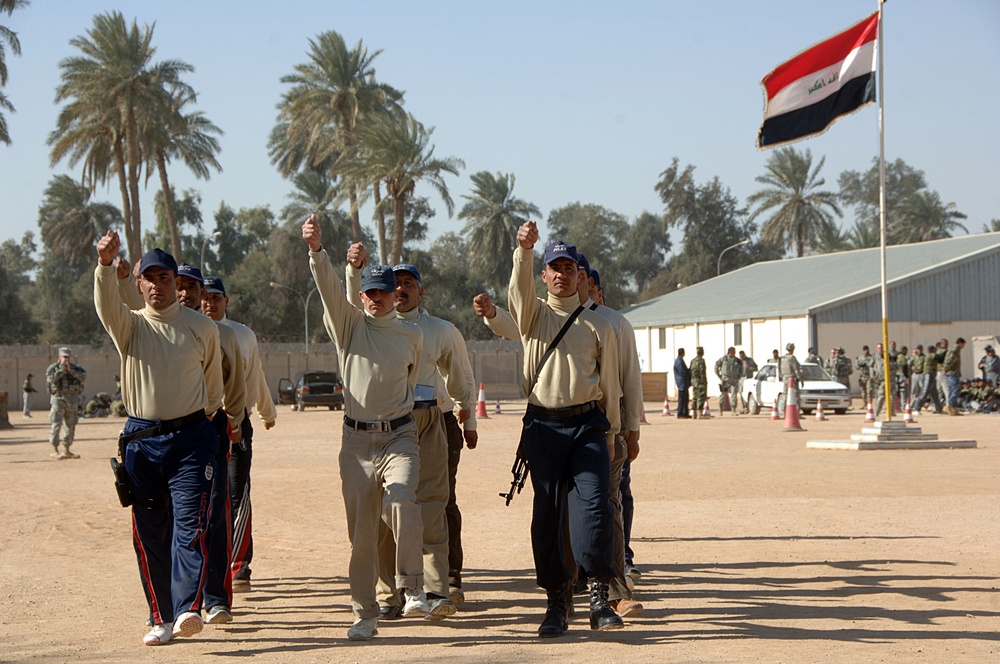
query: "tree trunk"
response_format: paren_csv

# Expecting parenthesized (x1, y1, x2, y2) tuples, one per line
(0, 392, 12, 430)
(390, 197, 406, 266)
(156, 152, 181, 259)
(373, 180, 388, 265)
(113, 142, 138, 263)
(348, 184, 362, 243)
(125, 104, 143, 263)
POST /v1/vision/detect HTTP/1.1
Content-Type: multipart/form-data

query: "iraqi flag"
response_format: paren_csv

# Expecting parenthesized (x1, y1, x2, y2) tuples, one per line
(757, 12, 879, 148)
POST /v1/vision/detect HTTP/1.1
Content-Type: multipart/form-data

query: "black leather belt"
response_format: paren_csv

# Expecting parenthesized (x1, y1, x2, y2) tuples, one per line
(121, 410, 207, 444)
(344, 413, 414, 432)
(412, 399, 438, 410)
(526, 401, 597, 419)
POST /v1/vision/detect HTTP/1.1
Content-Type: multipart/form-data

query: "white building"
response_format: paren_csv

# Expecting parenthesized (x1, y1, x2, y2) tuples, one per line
(621, 233, 1000, 398)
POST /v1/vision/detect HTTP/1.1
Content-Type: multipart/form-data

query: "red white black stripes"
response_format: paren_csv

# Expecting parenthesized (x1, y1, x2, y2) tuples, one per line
(758, 12, 879, 148)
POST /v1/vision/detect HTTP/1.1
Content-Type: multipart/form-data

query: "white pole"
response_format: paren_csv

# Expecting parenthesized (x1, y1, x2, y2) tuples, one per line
(877, 0, 892, 420)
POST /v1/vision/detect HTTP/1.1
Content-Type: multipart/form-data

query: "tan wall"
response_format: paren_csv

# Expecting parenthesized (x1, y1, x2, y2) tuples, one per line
(2, 340, 529, 412)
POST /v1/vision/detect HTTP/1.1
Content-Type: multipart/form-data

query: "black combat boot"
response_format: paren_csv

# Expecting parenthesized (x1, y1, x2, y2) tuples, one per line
(538, 589, 569, 638)
(589, 577, 624, 630)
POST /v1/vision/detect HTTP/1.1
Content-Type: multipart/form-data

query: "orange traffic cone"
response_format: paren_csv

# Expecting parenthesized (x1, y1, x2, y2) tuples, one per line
(702, 400, 712, 418)
(494, 399, 502, 415)
(903, 399, 915, 424)
(770, 397, 780, 420)
(661, 397, 671, 416)
(476, 382, 489, 419)
(815, 399, 827, 421)
(782, 379, 805, 432)
(864, 399, 875, 423)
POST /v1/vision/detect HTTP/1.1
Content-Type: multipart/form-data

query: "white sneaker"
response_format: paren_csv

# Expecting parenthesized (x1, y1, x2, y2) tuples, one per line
(144, 623, 173, 646)
(207, 605, 233, 624)
(172, 611, 203, 638)
(347, 616, 379, 641)
(402, 588, 430, 617)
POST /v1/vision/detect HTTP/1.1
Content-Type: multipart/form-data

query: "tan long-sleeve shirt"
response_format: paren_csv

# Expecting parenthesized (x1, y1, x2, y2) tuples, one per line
(94, 264, 223, 421)
(508, 246, 620, 444)
(311, 249, 422, 422)
(219, 316, 277, 425)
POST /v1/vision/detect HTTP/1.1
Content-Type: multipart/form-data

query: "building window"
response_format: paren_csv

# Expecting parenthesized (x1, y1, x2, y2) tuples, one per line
(734, 323, 742, 346)
(658, 327, 666, 349)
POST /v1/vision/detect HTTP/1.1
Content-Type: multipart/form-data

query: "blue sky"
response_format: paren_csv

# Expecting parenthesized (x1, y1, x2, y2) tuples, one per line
(2, 0, 998, 256)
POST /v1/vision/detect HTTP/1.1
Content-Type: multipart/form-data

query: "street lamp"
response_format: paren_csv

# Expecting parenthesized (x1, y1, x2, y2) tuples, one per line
(200, 231, 223, 274)
(718, 239, 751, 276)
(270, 281, 319, 367)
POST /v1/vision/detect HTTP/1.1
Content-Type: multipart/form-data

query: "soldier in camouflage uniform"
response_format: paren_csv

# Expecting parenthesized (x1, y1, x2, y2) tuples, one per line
(45, 346, 86, 459)
(942, 337, 966, 416)
(22, 373, 37, 417)
(714, 347, 742, 416)
(737, 351, 758, 414)
(856, 345, 874, 406)
(805, 347, 821, 365)
(870, 343, 897, 417)
(832, 347, 853, 390)
(690, 347, 709, 419)
(778, 343, 802, 410)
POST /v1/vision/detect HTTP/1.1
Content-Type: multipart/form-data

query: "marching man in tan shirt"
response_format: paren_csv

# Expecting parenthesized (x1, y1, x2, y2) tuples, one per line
(94, 232, 222, 646)
(508, 221, 623, 638)
(303, 215, 428, 642)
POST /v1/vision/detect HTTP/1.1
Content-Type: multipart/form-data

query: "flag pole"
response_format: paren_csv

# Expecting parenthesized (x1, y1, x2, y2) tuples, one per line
(877, 0, 892, 420)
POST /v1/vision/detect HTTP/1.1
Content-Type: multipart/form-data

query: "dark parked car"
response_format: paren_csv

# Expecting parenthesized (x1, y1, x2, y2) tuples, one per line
(277, 370, 344, 411)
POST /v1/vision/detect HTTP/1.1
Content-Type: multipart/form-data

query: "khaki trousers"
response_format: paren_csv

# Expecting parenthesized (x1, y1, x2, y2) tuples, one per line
(608, 436, 633, 601)
(377, 407, 450, 604)
(341, 419, 422, 619)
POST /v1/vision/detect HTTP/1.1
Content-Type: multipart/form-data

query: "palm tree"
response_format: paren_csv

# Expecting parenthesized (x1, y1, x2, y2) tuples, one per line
(37, 174, 122, 269)
(340, 113, 463, 265)
(50, 11, 194, 263)
(458, 171, 540, 291)
(846, 219, 880, 250)
(144, 87, 223, 259)
(889, 190, 967, 244)
(280, 169, 337, 225)
(0, 0, 27, 145)
(270, 30, 402, 242)
(748, 147, 842, 257)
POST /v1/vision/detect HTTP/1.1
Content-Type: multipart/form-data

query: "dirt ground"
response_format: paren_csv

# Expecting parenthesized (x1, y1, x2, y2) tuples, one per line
(1, 402, 998, 663)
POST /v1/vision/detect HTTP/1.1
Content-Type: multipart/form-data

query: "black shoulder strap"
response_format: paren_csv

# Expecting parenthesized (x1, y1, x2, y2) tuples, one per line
(529, 305, 585, 395)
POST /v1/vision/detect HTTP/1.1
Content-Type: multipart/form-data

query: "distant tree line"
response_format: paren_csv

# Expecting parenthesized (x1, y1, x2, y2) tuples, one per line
(0, 10, 992, 347)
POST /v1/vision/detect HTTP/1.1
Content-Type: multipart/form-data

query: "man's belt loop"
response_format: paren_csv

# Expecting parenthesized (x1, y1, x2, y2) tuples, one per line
(343, 413, 414, 432)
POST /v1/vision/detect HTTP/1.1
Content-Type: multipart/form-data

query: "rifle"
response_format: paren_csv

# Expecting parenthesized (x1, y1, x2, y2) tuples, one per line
(499, 439, 529, 506)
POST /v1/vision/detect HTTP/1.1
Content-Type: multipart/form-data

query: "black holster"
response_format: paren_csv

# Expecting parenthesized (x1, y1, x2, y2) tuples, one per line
(110, 433, 133, 508)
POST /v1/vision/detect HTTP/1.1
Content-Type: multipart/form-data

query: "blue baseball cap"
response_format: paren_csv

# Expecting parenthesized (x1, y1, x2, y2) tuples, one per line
(203, 276, 226, 296)
(576, 252, 591, 273)
(361, 265, 396, 292)
(138, 248, 178, 275)
(392, 263, 422, 284)
(590, 268, 601, 286)
(542, 240, 578, 266)
(177, 263, 204, 283)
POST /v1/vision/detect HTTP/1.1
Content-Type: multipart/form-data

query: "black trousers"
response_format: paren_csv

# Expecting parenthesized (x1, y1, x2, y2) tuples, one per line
(230, 413, 253, 581)
(443, 411, 464, 586)
(676, 387, 690, 417)
(521, 406, 615, 592)
(204, 411, 232, 610)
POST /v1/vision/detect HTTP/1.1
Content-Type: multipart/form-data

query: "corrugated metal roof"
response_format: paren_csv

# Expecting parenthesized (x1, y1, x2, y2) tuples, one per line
(621, 232, 1000, 327)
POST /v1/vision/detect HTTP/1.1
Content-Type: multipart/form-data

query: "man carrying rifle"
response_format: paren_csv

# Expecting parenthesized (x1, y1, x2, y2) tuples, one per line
(508, 222, 622, 638)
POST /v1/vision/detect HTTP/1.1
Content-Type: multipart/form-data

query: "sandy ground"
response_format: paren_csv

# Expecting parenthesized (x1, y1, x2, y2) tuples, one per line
(1, 402, 998, 663)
